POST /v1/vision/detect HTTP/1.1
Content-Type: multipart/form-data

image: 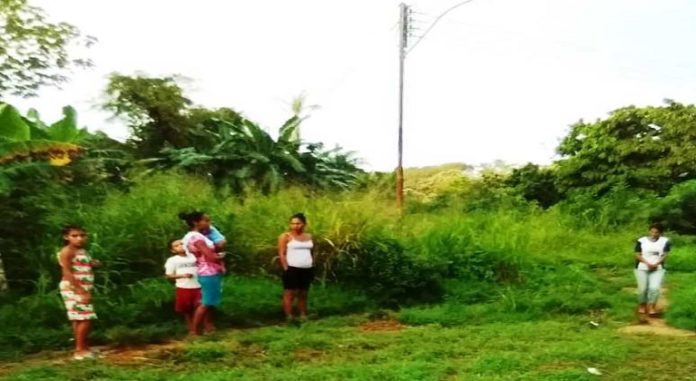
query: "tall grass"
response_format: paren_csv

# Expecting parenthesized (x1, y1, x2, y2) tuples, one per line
(4, 171, 695, 359)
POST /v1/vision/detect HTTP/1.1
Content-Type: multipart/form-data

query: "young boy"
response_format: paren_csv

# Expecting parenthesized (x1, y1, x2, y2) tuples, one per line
(164, 239, 201, 335)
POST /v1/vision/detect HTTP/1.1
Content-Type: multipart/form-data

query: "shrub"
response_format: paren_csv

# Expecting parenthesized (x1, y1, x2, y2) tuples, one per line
(506, 163, 563, 208)
(407, 213, 528, 283)
(651, 180, 696, 234)
(334, 236, 444, 307)
(556, 184, 655, 232)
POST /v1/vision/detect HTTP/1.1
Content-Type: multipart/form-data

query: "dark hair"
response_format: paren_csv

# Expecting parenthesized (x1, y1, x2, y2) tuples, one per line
(61, 225, 85, 245)
(178, 211, 206, 228)
(650, 222, 665, 233)
(167, 239, 179, 251)
(290, 213, 307, 224)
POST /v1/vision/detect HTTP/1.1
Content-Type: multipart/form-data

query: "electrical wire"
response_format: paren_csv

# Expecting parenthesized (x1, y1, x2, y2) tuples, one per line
(406, 0, 478, 55)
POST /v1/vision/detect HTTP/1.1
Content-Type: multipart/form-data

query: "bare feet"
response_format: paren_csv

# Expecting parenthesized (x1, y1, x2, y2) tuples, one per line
(638, 305, 647, 314)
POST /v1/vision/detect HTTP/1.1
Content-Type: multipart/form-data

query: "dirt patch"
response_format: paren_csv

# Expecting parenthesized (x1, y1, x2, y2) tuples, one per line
(619, 287, 696, 337)
(358, 320, 406, 333)
(293, 348, 325, 362)
(618, 321, 696, 337)
(96, 341, 184, 365)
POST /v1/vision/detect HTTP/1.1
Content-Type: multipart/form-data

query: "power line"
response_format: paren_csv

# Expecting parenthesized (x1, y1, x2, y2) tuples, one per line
(395, 1, 479, 211)
(407, 0, 478, 55)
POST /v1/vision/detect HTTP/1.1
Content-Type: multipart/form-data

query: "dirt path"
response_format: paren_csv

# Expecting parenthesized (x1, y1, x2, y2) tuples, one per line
(0, 341, 186, 376)
(0, 318, 409, 376)
(618, 287, 696, 337)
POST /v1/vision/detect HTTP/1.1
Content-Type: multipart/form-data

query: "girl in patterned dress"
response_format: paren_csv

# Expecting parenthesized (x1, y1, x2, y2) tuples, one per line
(57, 225, 100, 360)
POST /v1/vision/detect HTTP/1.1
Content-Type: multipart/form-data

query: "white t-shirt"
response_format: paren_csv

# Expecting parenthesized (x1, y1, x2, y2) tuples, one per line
(164, 254, 201, 289)
(635, 236, 670, 271)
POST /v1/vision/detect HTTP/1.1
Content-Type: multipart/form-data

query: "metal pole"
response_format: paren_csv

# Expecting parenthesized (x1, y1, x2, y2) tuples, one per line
(396, 3, 408, 211)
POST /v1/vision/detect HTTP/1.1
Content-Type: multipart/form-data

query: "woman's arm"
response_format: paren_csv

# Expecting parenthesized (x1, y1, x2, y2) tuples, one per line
(193, 240, 221, 263)
(214, 241, 227, 252)
(635, 251, 651, 266)
(278, 234, 289, 271)
(634, 241, 652, 268)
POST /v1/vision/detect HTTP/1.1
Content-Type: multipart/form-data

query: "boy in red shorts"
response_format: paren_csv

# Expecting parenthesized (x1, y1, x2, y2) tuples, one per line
(165, 239, 201, 335)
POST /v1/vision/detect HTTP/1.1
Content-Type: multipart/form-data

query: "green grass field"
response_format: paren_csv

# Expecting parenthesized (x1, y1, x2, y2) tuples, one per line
(3, 309, 696, 380)
(3, 178, 696, 380)
(3, 265, 696, 381)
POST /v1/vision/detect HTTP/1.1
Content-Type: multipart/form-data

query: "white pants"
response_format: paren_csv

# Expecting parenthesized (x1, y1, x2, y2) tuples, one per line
(634, 268, 665, 304)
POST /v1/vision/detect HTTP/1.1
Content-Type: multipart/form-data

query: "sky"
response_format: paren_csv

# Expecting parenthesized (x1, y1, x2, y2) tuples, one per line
(8, 0, 696, 171)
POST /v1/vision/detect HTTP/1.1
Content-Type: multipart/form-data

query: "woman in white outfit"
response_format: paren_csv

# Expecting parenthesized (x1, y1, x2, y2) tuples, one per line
(634, 223, 671, 316)
(278, 213, 314, 321)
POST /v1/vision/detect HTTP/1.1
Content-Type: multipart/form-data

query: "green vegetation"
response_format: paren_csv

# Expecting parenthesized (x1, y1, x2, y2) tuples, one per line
(3, 2, 696, 380)
(0, 0, 93, 97)
(4, 315, 696, 381)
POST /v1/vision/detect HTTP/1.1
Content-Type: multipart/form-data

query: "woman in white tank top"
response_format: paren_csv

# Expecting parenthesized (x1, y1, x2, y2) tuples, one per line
(278, 213, 314, 322)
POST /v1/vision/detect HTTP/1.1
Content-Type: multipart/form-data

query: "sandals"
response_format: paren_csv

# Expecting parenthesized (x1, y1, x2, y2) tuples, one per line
(73, 350, 103, 361)
(73, 352, 96, 361)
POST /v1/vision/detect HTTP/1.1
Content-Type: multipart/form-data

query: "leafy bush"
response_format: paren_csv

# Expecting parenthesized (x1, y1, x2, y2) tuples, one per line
(506, 163, 563, 208)
(651, 180, 696, 234)
(556, 184, 654, 231)
(334, 236, 444, 307)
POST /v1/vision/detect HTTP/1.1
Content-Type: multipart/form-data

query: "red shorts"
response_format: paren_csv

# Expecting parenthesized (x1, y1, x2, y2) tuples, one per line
(175, 288, 201, 314)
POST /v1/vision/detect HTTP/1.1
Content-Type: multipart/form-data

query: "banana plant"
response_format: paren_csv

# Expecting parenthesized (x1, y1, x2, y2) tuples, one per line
(0, 103, 89, 166)
(0, 103, 90, 293)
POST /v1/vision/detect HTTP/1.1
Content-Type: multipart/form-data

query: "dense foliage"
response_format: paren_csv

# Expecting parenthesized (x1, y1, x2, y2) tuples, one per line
(3, 3, 696, 364)
(556, 100, 696, 196)
(103, 74, 361, 193)
(5, 94, 696, 361)
(0, 0, 94, 97)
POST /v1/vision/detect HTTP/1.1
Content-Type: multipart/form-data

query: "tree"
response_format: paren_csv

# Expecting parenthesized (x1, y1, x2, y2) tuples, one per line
(0, 0, 94, 97)
(287, 92, 319, 143)
(506, 163, 562, 208)
(556, 101, 696, 196)
(186, 106, 244, 150)
(155, 114, 361, 194)
(103, 76, 362, 192)
(650, 180, 696, 235)
(103, 74, 191, 157)
(295, 143, 361, 190)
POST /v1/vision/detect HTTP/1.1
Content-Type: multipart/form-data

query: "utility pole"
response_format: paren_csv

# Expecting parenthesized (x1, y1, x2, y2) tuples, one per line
(395, 0, 475, 211)
(396, 2, 409, 211)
